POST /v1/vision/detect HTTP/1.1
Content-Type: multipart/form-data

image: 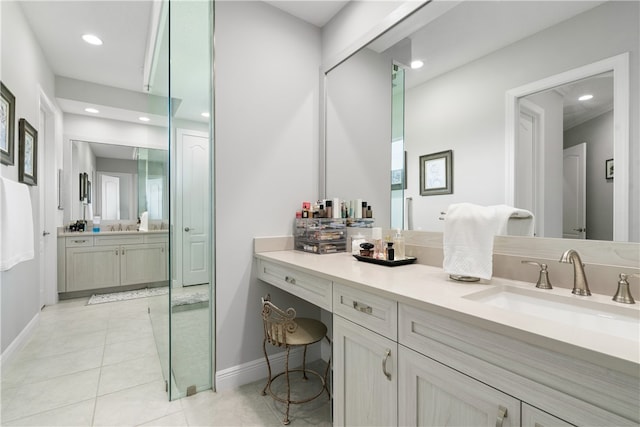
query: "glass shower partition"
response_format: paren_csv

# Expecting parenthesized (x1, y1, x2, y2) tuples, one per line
(146, 0, 214, 400)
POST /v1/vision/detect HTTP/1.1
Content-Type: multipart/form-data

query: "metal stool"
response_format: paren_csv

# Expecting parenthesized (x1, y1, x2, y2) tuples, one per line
(261, 294, 331, 425)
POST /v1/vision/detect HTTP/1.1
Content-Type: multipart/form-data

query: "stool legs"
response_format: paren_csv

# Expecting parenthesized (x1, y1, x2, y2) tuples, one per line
(283, 346, 291, 425)
(261, 338, 272, 397)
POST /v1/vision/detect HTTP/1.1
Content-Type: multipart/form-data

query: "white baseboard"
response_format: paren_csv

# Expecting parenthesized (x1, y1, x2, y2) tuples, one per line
(215, 345, 320, 392)
(0, 311, 39, 368)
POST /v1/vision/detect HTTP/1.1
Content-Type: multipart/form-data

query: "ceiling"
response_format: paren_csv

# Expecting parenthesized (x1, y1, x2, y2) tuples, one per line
(18, 0, 347, 129)
(380, 0, 612, 130)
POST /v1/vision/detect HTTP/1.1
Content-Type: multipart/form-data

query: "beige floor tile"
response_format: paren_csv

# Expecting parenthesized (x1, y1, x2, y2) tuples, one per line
(20, 329, 107, 360)
(93, 380, 181, 426)
(98, 354, 163, 396)
(19, 346, 104, 385)
(136, 410, 188, 426)
(106, 323, 154, 345)
(181, 387, 280, 427)
(102, 336, 158, 366)
(3, 398, 96, 426)
(1, 368, 100, 422)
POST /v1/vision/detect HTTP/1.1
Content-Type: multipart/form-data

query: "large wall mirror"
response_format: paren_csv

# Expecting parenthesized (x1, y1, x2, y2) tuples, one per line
(324, 0, 639, 242)
(71, 140, 168, 223)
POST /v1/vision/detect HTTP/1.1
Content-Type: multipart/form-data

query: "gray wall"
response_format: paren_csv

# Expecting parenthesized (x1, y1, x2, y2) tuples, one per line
(325, 47, 392, 227)
(0, 1, 58, 353)
(565, 111, 614, 241)
(215, 1, 322, 372)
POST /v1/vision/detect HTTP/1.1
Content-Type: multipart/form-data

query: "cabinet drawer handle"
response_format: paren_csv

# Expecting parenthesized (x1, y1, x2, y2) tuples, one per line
(495, 405, 508, 427)
(353, 301, 372, 314)
(285, 276, 296, 285)
(73, 240, 87, 243)
(382, 349, 392, 380)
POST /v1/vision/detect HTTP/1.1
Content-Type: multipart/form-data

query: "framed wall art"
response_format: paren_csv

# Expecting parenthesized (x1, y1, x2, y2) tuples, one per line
(420, 150, 453, 196)
(18, 118, 38, 185)
(1, 82, 16, 165)
(605, 158, 614, 180)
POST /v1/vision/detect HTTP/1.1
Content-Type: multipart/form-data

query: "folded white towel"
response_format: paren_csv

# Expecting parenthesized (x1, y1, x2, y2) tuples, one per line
(443, 203, 533, 280)
(0, 176, 35, 271)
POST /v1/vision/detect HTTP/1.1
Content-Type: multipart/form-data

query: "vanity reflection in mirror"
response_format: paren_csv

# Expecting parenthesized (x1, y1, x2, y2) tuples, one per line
(324, 0, 638, 242)
(71, 139, 168, 225)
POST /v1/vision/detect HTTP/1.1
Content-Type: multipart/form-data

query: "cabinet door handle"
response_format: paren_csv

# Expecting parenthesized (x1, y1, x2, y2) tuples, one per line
(353, 301, 373, 314)
(121, 248, 125, 255)
(382, 349, 392, 380)
(115, 249, 119, 255)
(285, 276, 296, 285)
(495, 405, 508, 427)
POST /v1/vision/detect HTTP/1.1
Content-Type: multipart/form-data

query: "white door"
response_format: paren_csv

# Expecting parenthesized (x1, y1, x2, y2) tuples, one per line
(101, 174, 121, 220)
(38, 94, 57, 307)
(179, 129, 209, 286)
(562, 143, 586, 239)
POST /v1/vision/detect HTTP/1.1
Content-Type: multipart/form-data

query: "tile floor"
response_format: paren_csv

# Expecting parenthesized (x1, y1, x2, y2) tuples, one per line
(0, 295, 331, 426)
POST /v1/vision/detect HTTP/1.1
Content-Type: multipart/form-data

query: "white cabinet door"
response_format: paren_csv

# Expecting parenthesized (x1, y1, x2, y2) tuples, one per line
(120, 243, 167, 286)
(333, 315, 397, 427)
(66, 246, 120, 291)
(522, 404, 575, 427)
(398, 345, 521, 427)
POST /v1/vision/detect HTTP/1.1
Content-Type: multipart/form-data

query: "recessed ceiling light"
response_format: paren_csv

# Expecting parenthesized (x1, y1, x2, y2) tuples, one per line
(82, 34, 103, 46)
(84, 107, 99, 114)
(578, 94, 593, 101)
(410, 60, 424, 69)
(138, 116, 150, 122)
(201, 112, 210, 118)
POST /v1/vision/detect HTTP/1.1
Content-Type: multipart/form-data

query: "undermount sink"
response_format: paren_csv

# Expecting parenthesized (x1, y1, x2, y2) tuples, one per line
(464, 286, 640, 341)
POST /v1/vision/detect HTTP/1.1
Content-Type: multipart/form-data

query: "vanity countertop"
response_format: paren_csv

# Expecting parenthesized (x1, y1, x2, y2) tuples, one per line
(58, 229, 169, 237)
(255, 250, 640, 376)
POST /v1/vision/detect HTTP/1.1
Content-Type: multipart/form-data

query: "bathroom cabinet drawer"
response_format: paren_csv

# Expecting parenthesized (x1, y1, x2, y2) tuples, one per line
(144, 234, 169, 244)
(333, 282, 397, 341)
(65, 236, 94, 247)
(94, 234, 144, 246)
(257, 259, 332, 311)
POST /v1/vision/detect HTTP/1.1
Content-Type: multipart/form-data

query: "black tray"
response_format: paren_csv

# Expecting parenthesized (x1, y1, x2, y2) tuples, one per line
(353, 254, 417, 267)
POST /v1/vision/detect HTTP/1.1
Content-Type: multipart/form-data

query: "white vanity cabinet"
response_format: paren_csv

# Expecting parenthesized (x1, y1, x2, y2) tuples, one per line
(254, 252, 639, 427)
(333, 284, 398, 427)
(59, 233, 168, 294)
(398, 345, 520, 427)
(65, 243, 120, 291)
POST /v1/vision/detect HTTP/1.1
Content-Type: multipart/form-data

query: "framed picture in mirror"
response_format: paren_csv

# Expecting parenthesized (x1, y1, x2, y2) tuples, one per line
(605, 158, 614, 180)
(1, 82, 16, 166)
(18, 118, 37, 185)
(420, 150, 453, 196)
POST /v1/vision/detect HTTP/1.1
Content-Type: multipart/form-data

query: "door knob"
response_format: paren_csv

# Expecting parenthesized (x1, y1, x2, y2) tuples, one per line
(184, 227, 190, 232)
(573, 227, 586, 232)
(42, 231, 51, 236)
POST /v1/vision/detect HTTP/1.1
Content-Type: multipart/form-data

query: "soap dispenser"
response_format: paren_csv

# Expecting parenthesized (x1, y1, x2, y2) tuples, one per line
(393, 229, 405, 260)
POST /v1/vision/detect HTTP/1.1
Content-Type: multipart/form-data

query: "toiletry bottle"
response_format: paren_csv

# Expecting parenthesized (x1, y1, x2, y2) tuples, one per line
(362, 201, 367, 219)
(325, 200, 332, 218)
(386, 242, 395, 261)
(393, 229, 405, 260)
(367, 205, 373, 218)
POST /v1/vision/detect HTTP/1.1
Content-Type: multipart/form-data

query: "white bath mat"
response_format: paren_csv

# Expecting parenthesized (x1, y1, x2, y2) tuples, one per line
(87, 287, 169, 305)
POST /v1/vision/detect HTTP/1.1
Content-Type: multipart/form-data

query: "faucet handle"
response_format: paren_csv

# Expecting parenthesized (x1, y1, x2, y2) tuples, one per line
(613, 273, 639, 304)
(521, 261, 553, 289)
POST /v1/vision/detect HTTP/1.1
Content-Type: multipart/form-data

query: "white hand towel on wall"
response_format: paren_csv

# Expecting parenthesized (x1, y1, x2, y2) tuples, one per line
(443, 203, 533, 280)
(0, 176, 35, 271)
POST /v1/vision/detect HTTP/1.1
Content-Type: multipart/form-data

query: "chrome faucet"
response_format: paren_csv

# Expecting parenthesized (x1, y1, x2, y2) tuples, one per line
(559, 249, 591, 296)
